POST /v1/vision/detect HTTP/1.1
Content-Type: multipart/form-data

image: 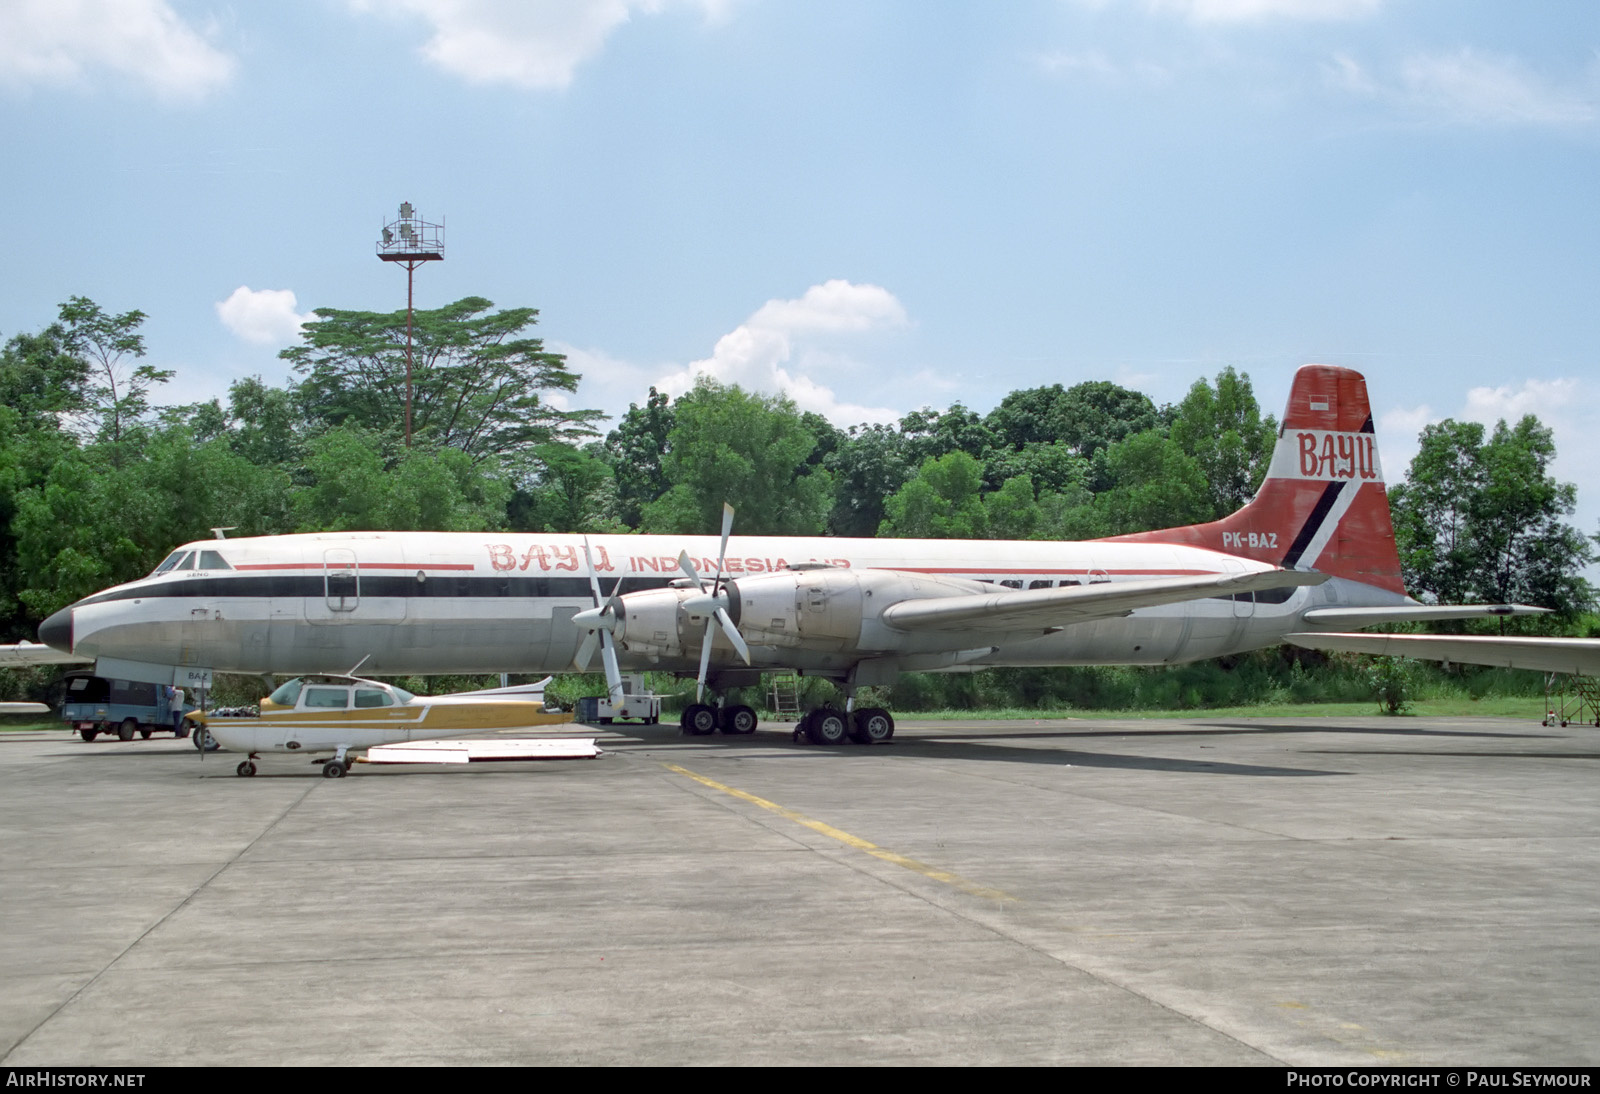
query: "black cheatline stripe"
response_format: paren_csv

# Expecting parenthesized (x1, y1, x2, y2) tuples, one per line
(73, 575, 673, 608)
(1359, 413, 1374, 434)
(1280, 481, 1346, 570)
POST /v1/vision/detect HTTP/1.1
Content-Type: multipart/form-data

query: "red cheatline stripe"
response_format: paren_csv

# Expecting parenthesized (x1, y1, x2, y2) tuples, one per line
(895, 567, 1212, 576)
(234, 562, 478, 571)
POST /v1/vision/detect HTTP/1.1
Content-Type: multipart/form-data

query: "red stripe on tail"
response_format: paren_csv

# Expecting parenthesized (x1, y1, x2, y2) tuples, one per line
(1103, 365, 1406, 595)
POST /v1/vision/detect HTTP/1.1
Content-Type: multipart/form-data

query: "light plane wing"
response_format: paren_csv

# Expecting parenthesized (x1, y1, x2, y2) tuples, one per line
(881, 569, 1329, 633)
(0, 642, 93, 667)
(1285, 633, 1600, 677)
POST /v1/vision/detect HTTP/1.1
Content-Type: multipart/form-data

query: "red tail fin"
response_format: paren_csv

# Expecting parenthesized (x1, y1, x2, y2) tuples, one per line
(1105, 364, 1406, 595)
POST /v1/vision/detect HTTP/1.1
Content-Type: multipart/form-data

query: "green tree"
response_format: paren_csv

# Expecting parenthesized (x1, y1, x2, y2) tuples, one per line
(284, 297, 600, 466)
(824, 423, 912, 538)
(603, 387, 674, 528)
(290, 426, 510, 533)
(57, 296, 172, 449)
(987, 381, 1158, 462)
(640, 379, 833, 536)
(879, 451, 990, 539)
(1091, 431, 1211, 536)
(1168, 367, 1277, 519)
(509, 443, 625, 534)
(1390, 416, 1593, 614)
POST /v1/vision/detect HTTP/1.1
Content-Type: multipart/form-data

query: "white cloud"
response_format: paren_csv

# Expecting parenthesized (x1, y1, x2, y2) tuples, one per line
(216, 287, 315, 346)
(1146, 0, 1382, 21)
(351, 0, 727, 90)
(1329, 49, 1596, 128)
(0, 0, 234, 100)
(653, 280, 909, 425)
(1399, 49, 1596, 127)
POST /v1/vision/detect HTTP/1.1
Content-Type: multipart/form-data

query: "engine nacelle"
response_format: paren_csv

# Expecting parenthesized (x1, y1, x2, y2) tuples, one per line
(612, 567, 992, 659)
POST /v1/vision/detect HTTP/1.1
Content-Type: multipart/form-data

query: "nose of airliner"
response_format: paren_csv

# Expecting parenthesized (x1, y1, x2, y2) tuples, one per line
(38, 607, 73, 654)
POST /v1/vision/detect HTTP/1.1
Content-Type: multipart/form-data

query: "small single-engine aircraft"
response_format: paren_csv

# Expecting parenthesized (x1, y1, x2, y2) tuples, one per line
(192, 674, 575, 778)
(24, 364, 1549, 746)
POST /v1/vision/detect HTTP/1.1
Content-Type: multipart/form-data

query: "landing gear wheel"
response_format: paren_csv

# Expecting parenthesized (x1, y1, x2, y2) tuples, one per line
(681, 704, 718, 736)
(806, 709, 848, 746)
(850, 708, 894, 744)
(236, 760, 256, 777)
(192, 727, 218, 752)
(322, 759, 348, 779)
(79, 728, 96, 742)
(719, 705, 758, 735)
(117, 718, 137, 742)
(139, 726, 152, 739)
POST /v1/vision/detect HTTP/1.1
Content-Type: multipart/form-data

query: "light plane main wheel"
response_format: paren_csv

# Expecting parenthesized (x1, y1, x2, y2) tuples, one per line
(682, 704, 718, 736)
(850, 708, 894, 744)
(806, 710, 848, 746)
(719, 705, 758, 735)
(236, 760, 256, 777)
(117, 718, 137, 742)
(139, 726, 152, 739)
(79, 728, 96, 743)
(322, 760, 347, 779)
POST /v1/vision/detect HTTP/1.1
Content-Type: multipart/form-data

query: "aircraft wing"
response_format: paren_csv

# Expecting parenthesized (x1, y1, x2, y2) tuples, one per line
(0, 642, 93, 668)
(1299, 605, 1549, 627)
(1285, 632, 1600, 676)
(881, 569, 1329, 633)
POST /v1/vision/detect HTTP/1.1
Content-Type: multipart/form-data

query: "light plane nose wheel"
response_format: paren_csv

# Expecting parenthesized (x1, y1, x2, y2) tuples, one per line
(719, 705, 758, 735)
(805, 709, 848, 746)
(849, 708, 894, 744)
(236, 760, 256, 777)
(681, 704, 717, 736)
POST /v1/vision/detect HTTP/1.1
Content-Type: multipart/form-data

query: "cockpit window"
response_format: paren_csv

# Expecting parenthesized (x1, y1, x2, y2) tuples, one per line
(303, 687, 350, 709)
(354, 688, 392, 708)
(151, 551, 186, 575)
(196, 550, 232, 571)
(171, 552, 196, 572)
(268, 679, 304, 706)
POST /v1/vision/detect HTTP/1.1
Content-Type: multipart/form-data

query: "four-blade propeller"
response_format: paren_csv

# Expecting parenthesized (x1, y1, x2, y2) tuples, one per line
(677, 504, 752, 700)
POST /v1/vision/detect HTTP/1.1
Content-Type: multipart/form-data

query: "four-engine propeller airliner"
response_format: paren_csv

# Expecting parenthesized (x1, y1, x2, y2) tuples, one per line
(30, 365, 1545, 746)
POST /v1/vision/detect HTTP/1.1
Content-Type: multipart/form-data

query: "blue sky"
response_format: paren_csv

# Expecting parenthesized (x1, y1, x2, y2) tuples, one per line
(2, 0, 1597, 537)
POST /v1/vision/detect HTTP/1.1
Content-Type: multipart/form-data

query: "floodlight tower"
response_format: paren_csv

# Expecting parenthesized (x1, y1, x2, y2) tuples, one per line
(376, 202, 444, 446)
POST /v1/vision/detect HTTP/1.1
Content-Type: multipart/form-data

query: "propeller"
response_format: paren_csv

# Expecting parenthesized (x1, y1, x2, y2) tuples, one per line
(676, 504, 751, 701)
(574, 537, 626, 706)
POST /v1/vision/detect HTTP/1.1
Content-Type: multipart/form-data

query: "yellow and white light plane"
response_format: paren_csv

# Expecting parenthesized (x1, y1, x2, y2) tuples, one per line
(26, 365, 1553, 747)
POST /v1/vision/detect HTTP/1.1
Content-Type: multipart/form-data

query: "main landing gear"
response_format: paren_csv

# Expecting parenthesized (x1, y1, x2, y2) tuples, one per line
(680, 703, 758, 736)
(679, 701, 893, 745)
(794, 706, 894, 746)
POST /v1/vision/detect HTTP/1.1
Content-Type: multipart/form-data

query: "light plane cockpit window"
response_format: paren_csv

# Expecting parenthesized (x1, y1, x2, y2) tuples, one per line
(354, 688, 393, 708)
(268, 679, 304, 707)
(303, 687, 350, 709)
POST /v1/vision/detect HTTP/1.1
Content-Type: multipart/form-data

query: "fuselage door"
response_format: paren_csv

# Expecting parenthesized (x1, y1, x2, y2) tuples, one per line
(325, 549, 359, 613)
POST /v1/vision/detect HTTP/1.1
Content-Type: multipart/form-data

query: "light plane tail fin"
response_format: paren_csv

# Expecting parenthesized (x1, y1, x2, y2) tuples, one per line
(1107, 364, 1406, 595)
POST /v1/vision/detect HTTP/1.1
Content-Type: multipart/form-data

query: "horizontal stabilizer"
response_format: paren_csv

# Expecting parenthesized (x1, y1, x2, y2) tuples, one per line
(0, 702, 50, 715)
(1285, 633, 1600, 676)
(883, 569, 1328, 633)
(364, 738, 602, 764)
(0, 643, 92, 667)
(1299, 605, 1550, 628)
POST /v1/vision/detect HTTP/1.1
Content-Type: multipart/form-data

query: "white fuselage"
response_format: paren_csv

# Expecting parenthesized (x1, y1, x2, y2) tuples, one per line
(54, 531, 1405, 679)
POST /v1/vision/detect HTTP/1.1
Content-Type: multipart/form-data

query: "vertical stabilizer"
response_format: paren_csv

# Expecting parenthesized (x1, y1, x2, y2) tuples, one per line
(1105, 364, 1406, 595)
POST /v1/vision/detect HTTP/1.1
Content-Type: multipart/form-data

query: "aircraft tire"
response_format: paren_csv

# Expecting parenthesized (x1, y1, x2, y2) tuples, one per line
(139, 726, 152, 739)
(682, 704, 717, 736)
(322, 760, 347, 779)
(117, 718, 137, 742)
(720, 705, 758, 735)
(807, 710, 848, 746)
(79, 728, 96, 743)
(236, 760, 256, 777)
(850, 708, 894, 744)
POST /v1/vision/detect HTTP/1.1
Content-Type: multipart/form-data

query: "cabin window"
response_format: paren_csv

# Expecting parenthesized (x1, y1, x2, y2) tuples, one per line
(303, 687, 350, 709)
(354, 689, 392, 708)
(999, 579, 1023, 590)
(1028, 580, 1053, 590)
(196, 550, 232, 571)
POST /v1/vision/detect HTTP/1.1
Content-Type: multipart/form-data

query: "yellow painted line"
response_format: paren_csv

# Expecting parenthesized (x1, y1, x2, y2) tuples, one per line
(663, 763, 1015, 902)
